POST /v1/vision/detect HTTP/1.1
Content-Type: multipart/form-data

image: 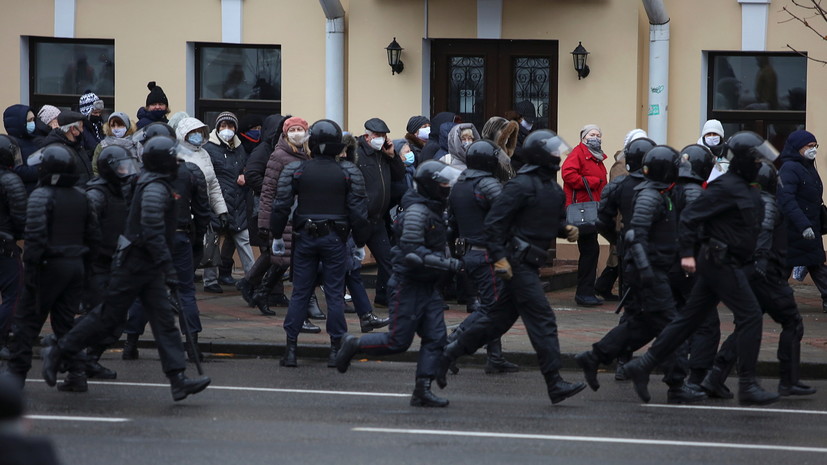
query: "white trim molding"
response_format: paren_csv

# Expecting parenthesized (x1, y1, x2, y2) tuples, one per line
(738, 0, 771, 51)
(477, 0, 502, 39)
(221, 0, 243, 44)
(54, 0, 76, 38)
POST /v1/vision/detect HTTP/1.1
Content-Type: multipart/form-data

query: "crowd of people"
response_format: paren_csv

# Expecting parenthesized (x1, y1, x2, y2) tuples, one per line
(0, 82, 823, 407)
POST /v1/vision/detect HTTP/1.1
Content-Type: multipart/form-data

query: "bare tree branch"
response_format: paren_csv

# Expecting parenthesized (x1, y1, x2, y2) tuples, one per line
(786, 44, 827, 65)
(782, 6, 827, 41)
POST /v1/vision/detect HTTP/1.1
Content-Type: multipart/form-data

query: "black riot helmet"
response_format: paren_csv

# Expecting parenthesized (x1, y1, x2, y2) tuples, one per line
(725, 131, 779, 182)
(415, 160, 462, 201)
(678, 144, 715, 182)
(641, 145, 680, 188)
(520, 129, 570, 170)
(624, 137, 657, 174)
(141, 135, 179, 176)
(133, 121, 176, 146)
(754, 161, 779, 194)
(0, 134, 22, 169)
(308, 119, 346, 157)
(465, 140, 501, 173)
(39, 144, 78, 186)
(98, 145, 140, 185)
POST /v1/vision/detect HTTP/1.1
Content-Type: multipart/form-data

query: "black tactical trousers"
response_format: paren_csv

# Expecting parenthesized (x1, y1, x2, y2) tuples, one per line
(453, 260, 563, 378)
(647, 251, 763, 380)
(669, 269, 721, 375)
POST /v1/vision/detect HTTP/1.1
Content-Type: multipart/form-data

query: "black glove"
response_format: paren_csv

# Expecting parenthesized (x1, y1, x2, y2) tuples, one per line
(754, 257, 769, 281)
(218, 213, 230, 232)
(258, 227, 271, 244)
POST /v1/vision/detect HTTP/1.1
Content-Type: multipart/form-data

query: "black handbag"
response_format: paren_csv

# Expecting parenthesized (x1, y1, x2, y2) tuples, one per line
(566, 177, 599, 235)
(198, 225, 221, 268)
(820, 204, 827, 235)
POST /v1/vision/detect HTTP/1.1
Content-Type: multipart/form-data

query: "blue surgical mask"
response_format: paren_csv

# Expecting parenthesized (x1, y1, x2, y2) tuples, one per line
(187, 133, 204, 147)
(403, 152, 415, 165)
(26, 121, 36, 134)
(246, 129, 261, 140)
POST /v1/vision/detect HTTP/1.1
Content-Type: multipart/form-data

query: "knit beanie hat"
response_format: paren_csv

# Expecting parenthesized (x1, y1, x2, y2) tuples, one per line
(239, 114, 264, 134)
(623, 128, 648, 148)
(785, 130, 817, 152)
(214, 111, 239, 130)
(282, 116, 309, 133)
(701, 119, 724, 138)
(145, 81, 169, 107)
(406, 115, 430, 134)
(79, 90, 103, 116)
(514, 100, 536, 124)
(580, 124, 601, 140)
(37, 105, 61, 125)
(107, 112, 131, 131)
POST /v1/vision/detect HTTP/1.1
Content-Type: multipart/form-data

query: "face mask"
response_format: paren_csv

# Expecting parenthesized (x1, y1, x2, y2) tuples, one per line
(520, 120, 533, 131)
(369, 137, 385, 151)
(112, 127, 127, 138)
(219, 129, 235, 142)
(246, 129, 261, 141)
(187, 133, 204, 147)
(461, 141, 473, 149)
(416, 126, 430, 141)
(26, 121, 36, 134)
(585, 137, 602, 152)
(288, 131, 307, 146)
(403, 152, 415, 165)
(89, 115, 102, 124)
(705, 135, 721, 146)
(150, 109, 167, 120)
(804, 148, 818, 160)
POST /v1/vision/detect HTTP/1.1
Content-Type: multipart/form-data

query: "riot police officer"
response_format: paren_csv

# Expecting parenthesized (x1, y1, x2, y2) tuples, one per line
(701, 162, 817, 398)
(576, 146, 706, 403)
(624, 131, 781, 406)
(6, 144, 100, 391)
(446, 140, 518, 374)
(42, 136, 211, 401)
(0, 136, 26, 360)
(270, 119, 369, 368)
(435, 130, 586, 406)
(336, 160, 461, 407)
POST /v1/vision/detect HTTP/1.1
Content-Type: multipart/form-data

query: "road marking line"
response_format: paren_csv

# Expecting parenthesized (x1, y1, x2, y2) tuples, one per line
(27, 379, 409, 398)
(25, 415, 130, 423)
(644, 404, 827, 415)
(352, 427, 827, 453)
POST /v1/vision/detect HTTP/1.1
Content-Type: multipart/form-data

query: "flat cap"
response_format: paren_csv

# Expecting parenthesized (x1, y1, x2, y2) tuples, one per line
(365, 117, 390, 134)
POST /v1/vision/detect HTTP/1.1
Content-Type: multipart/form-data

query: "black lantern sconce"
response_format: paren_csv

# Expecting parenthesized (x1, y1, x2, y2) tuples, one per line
(571, 42, 590, 80)
(386, 37, 404, 75)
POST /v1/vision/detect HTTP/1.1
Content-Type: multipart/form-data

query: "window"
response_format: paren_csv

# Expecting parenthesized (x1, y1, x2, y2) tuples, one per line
(707, 51, 806, 151)
(28, 37, 115, 113)
(194, 42, 281, 129)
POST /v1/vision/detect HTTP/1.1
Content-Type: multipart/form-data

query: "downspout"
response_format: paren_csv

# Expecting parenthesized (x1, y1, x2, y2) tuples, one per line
(642, 0, 670, 144)
(319, 0, 346, 126)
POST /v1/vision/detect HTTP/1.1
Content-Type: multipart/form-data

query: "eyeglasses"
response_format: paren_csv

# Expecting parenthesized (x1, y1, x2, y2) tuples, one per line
(805, 143, 819, 149)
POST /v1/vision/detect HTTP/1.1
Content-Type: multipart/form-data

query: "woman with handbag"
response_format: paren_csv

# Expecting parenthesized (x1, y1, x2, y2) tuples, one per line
(561, 124, 608, 306)
(777, 129, 827, 313)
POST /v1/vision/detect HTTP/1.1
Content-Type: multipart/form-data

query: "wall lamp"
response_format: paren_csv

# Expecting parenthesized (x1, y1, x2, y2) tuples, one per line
(571, 42, 590, 80)
(386, 37, 404, 75)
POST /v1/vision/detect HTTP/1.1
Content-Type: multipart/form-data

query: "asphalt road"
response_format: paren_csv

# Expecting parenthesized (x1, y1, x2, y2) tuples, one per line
(20, 355, 827, 465)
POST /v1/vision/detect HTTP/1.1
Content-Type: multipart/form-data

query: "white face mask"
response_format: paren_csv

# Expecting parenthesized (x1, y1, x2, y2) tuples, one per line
(369, 136, 386, 151)
(112, 127, 127, 138)
(520, 120, 533, 131)
(804, 147, 818, 160)
(705, 135, 721, 146)
(219, 129, 235, 142)
(288, 131, 307, 145)
(416, 126, 430, 141)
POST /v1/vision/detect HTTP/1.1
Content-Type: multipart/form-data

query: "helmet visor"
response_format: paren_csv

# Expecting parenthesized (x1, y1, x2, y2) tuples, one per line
(109, 157, 141, 178)
(753, 140, 780, 163)
(543, 134, 571, 158)
(432, 164, 463, 187)
(27, 147, 45, 167)
(8, 143, 23, 168)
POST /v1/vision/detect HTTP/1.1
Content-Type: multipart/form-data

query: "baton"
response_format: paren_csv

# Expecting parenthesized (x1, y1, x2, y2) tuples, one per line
(614, 287, 632, 315)
(169, 287, 204, 375)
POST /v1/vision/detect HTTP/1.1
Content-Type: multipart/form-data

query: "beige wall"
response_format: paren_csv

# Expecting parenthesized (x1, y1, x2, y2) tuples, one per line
(0, 0, 54, 107)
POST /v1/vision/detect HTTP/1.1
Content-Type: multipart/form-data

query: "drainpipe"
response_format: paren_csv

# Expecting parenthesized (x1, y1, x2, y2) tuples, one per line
(319, 0, 345, 126)
(642, 0, 670, 144)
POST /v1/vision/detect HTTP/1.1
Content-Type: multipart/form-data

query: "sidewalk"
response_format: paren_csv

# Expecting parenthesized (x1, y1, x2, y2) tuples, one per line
(144, 275, 827, 379)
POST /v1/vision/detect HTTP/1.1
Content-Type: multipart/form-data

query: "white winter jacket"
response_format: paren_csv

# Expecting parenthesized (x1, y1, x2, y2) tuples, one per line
(176, 117, 228, 215)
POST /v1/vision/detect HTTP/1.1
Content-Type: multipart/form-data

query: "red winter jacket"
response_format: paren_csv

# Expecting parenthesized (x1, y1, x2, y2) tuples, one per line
(561, 142, 608, 206)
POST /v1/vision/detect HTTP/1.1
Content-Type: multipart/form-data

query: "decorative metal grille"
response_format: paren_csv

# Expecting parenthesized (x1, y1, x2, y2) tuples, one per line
(513, 57, 550, 129)
(448, 56, 485, 130)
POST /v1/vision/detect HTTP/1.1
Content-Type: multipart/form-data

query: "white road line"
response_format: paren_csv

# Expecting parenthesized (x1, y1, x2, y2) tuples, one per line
(27, 379, 409, 398)
(644, 403, 827, 415)
(25, 415, 130, 423)
(352, 427, 827, 454)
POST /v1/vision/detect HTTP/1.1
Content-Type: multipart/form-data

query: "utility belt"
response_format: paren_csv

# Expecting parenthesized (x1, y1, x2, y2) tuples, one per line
(453, 237, 488, 257)
(296, 218, 349, 240)
(0, 237, 19, 258)
(702, 237, 745, 267)
(509, 236, 549, 267)
(176, 223, 192, 234)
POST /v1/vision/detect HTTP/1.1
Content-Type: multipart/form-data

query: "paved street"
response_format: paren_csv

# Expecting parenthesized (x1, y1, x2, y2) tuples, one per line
(22, 358, 827, 465)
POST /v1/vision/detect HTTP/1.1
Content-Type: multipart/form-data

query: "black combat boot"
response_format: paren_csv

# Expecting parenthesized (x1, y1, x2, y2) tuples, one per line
(168, 371, 211, 401)
(252, 268, 278, 315)
(667, 383, 707, 404)
(122, 333, 139, 360)
(465, 296, 482, 314)
(236, 278, 255, 307)
(85, 348, 117, 379)
(545, 373, 587, 404)
(57, 369, 88, 393)
(700, 364, 734, 399)
(623, 352, 658, 403)
(615, 351, 631, 381)
(335, 335, 360, 373)
(360, 312, 390, 333)
(738, 378, 780, 406)
(485, 338, 519, 374)
(185, 333, 203, 363)
(686, 368, 708, 390)
(307, 293, 326, 320)
(436, 341, 466, 389)
(410, 377, 449, 407)
(575, 350, 601, 391)
(328, 337, 341, 368)
(40, 338, 62, 387)
(280, 336, 298, 367)
(778, 382, 817, 396)
(300, 319, 321, 334)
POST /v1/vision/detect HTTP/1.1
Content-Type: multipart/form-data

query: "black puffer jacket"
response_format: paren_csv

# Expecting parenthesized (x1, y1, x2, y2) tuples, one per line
(390, 189, 449, 280)
(778, 149, 825, 267)
(244, 114, 284, 195)
(204, 130, 250, 232)
(0, 169, 27, 240)
(40, 129, 93, 186)
(354, 136, 405, 220)
(3, 104, 43, 191)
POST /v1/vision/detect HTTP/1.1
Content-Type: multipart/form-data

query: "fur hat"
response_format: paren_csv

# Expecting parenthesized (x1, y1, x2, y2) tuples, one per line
(37, 105, 61, 125)
(406, 115, 430, 134)
(79, 90, 104, 116)
(701, 119, 724, 138)
(214, 111, 239, 130)
(282, 116, 309, 133)
(145, 81, 169, 107)
(482, 116, 519, 158)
